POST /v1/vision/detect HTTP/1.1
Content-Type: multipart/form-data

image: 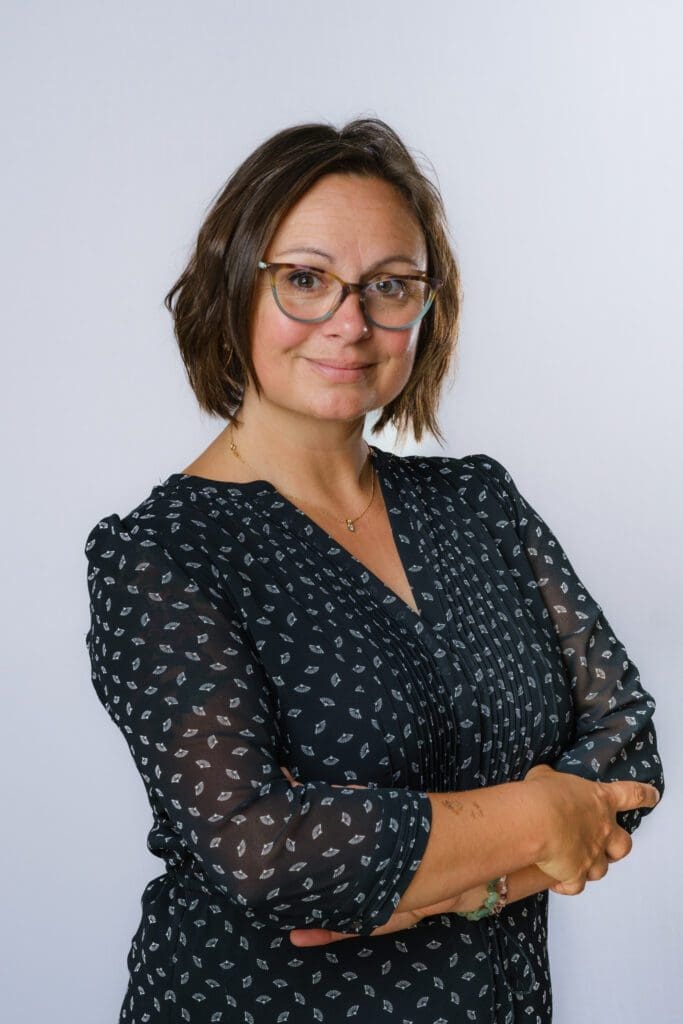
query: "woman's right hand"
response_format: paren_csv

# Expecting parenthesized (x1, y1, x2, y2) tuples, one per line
(523, 764, 660, 895)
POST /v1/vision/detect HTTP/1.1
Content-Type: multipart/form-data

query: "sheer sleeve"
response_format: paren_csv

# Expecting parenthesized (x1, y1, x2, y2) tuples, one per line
(468, 454, 665, 834)
(84, 513, 432, 935)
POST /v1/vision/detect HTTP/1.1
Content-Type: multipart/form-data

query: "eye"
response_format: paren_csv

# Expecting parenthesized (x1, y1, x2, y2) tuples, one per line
(286, 269, 325, 291)
(366, 276, 410, 299)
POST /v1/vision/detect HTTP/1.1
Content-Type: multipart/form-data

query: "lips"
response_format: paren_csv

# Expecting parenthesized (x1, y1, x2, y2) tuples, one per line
(308, 360, 374, 369)
(306, 358, 375, 381)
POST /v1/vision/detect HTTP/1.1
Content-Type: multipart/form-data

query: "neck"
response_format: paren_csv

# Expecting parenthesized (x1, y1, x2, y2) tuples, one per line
(226, 393, 374, 507)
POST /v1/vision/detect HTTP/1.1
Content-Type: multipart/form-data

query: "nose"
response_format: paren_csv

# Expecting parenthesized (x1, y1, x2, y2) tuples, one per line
(326, 288, 371, 339)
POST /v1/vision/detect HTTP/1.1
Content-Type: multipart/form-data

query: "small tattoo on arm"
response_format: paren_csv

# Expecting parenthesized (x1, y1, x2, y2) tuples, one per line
(442, 797, 485, 821)
(443, 798, 465, 816)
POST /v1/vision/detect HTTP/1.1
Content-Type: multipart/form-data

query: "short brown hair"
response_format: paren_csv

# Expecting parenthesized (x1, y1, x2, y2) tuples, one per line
(164, 117, 462, 446)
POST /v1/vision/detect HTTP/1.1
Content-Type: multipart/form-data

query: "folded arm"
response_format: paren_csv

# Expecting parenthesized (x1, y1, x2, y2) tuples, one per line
(85, 514, 432, 936)
(468, 453, 665, 833)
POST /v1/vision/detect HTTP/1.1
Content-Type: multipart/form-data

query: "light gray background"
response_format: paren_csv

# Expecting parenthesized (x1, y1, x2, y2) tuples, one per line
(2, 2, 680, 1021)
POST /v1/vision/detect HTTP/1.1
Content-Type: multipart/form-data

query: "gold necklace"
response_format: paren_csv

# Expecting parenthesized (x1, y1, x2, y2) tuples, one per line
(228, 423, 376, 533)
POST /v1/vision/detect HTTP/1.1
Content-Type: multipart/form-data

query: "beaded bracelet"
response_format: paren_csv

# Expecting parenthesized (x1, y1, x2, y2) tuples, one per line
(456, 875, 508, 921)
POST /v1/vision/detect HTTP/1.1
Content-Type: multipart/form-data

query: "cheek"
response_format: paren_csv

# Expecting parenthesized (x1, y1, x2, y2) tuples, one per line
(379, 328, 422, 396)
(381, 326, 421, 372)
(250, 300, 310, 373)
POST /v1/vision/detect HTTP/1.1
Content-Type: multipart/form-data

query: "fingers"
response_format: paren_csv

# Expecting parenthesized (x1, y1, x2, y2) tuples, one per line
(551, 878, 586, 896)
(604, 826, 632, 863)
(552, 843, 619, 895)
(289, 928, 357, 947)
(603, 779, 660, 812)
(586, 855, 609, 882)
(279, 765, 298, 786)
(280, 767, 368, 790)
(552, 858, 607, 894)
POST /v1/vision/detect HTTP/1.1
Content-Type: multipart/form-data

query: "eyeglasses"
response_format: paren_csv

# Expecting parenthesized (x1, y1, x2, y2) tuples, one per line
(257, 260, 443, 331)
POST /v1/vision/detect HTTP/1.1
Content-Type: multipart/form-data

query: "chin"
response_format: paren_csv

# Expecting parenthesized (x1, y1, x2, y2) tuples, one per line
(297, 392, 380, 422)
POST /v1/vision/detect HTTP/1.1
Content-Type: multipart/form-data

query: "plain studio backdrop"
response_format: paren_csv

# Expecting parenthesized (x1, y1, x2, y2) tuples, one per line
(1, 2, 680, 1021)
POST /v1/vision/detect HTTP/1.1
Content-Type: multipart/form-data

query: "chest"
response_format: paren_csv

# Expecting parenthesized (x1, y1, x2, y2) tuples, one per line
(301, 502, 422, 618)
(176, 465, 574, 791)
(210, 516, 571, 792)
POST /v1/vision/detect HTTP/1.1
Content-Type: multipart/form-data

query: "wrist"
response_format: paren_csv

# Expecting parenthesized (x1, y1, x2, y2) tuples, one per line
(456, 876, 508, 921)
(451, 882, 488, 914)
(520, 772, 554, 863)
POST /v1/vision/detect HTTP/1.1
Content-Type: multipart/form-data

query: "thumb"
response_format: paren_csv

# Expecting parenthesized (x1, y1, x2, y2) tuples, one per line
(602, 779, 660, 812)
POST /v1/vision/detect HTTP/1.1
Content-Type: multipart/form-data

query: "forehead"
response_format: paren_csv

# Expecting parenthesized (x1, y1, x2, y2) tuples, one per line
(269, 173, 425, 253)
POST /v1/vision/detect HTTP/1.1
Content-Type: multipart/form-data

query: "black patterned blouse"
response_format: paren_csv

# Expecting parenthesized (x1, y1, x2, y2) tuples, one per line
(84, 447, 664, 1024)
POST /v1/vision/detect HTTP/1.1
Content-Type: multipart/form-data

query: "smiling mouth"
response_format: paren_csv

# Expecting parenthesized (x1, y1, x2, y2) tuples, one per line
(308, 359, 374, 369)
(305, 358, 376, 381)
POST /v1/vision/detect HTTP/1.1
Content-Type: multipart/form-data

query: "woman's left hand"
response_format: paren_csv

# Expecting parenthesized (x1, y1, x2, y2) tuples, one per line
(279, 765, 476, 947)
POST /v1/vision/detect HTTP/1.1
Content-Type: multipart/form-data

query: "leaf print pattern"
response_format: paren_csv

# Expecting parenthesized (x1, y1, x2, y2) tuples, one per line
(478, 455, 664, 835)
(84, 447, 664, 1023)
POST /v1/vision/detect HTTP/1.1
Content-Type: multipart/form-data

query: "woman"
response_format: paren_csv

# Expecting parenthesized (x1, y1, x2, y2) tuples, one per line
(84, 118, 664, 1023)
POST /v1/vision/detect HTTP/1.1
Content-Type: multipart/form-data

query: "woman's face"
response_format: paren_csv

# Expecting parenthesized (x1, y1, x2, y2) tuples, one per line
(248, 173, 428, 426)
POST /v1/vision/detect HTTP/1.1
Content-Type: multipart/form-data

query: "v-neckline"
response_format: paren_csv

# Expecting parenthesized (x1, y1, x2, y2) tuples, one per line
(264, 445, 425, 628)
(163, 445, 428, 632)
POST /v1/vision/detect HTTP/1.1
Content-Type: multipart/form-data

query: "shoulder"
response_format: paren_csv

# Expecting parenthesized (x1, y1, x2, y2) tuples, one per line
(83, 474, 210, 589)
(379, 447, 518, 516)
(84, 484, 172, 562)
(83, 473, 248, 609)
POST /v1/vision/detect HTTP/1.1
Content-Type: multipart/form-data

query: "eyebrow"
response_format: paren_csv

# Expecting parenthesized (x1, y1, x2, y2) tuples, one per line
(272, 246, 424, 275)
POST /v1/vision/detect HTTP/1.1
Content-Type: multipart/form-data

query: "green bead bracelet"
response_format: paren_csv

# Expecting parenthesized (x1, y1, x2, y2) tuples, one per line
(457, 877, 506, 921)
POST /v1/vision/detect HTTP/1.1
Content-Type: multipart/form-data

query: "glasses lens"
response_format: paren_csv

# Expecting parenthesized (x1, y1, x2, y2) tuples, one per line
(364, 276, 432, 329)
(272, 266, 341, 321)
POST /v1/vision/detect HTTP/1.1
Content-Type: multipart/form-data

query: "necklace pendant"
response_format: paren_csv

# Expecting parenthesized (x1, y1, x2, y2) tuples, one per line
(345, 519, 356, 532)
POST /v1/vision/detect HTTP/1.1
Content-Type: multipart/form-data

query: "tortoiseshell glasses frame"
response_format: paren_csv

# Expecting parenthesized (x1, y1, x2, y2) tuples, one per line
(257, 260, 444, 331)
